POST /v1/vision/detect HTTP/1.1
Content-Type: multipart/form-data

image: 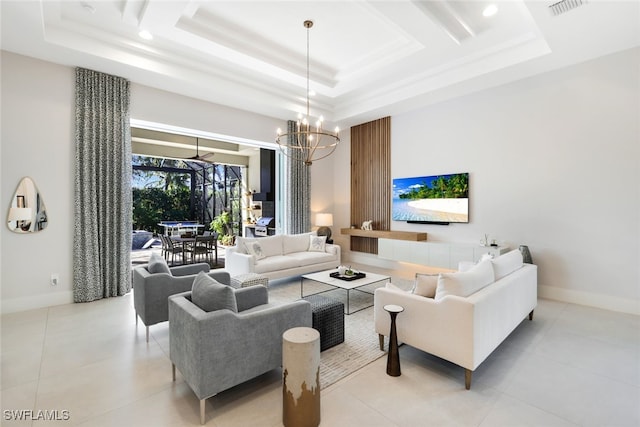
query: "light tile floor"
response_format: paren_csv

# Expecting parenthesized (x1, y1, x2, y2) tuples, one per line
(1, 265, 639, 426)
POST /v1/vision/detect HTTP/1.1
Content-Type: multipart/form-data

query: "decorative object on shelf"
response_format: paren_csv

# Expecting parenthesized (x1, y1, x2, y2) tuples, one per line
(6, 177, 48, 233)
(519, 245, 533, 264)
(275, 20, 340, 166)
(315, 212, 333, 241)
(481, 234, 490, 246)
(361, 220, 373, 231)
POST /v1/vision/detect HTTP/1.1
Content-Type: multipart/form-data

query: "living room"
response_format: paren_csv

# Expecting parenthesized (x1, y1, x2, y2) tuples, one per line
(1, 1, 638, 426)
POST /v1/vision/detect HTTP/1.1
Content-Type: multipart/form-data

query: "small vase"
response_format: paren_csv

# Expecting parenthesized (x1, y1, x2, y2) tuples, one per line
(519, 245, 533, 264)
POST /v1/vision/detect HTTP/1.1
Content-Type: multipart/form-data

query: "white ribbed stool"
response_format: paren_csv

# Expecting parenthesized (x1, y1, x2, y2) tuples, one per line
(282, 327, 320, 427)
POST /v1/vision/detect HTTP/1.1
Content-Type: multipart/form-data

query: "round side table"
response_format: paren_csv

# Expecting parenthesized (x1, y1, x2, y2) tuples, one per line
(384, 304, 404, 377)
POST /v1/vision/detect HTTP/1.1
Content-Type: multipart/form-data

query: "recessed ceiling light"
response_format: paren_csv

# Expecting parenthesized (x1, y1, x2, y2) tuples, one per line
(483, 4, 498, 17)
(138, 30, 153, 40)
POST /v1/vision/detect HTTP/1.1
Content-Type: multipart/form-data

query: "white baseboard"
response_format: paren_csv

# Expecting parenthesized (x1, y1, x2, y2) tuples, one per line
(1, 291, 74, 314)
(538, 285, 640, 315)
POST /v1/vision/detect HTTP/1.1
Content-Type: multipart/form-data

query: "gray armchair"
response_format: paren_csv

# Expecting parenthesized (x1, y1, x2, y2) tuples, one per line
(133, 263, 231, 342)
(168, 286, 312, 424)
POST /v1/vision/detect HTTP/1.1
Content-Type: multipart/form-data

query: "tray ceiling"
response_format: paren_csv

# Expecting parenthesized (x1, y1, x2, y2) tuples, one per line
(1, 1, 638, 128)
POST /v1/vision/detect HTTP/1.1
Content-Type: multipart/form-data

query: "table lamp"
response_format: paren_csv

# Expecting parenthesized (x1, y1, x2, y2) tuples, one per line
(316, 213, 333, 242)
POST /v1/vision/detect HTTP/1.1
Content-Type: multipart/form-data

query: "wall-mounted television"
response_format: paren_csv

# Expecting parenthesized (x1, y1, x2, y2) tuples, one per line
(392, 172, 469, 224)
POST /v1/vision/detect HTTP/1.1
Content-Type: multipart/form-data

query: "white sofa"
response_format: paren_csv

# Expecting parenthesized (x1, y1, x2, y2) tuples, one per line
(374, 249, 537, 389)
(225, 232, 341, 280)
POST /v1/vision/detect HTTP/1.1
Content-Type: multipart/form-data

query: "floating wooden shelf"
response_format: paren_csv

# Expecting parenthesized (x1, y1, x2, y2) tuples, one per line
(340, 228, 427, 241)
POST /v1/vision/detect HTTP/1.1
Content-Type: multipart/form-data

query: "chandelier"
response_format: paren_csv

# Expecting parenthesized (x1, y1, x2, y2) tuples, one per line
(276, 20, 340, 166)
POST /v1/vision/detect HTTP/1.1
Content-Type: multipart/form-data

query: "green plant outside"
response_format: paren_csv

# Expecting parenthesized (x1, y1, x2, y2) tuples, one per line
(210, 211, 235, 245)
(133, 187, 191, 234)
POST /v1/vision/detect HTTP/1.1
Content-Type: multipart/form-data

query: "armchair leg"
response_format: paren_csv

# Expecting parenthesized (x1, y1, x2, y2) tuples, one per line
(379, 334, 385, 351)
(529, 310, 534, 321)
(200, 399, 206, 425)
(172, 363, 176, 382)
(135, 312, 138, 325)
(465, 369, 472, 390)
(146, 326, 149, 343)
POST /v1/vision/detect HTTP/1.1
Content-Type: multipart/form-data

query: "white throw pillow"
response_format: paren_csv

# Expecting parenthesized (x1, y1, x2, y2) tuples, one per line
(308, 235, 327, 252)
(235, 237, 256, 254)
(479, 252, 494, 262)
(245, 241, 266, 260)
(435, 259, 495, 300)
(413, 273, 438, 298)
(491, 249, 523, 280)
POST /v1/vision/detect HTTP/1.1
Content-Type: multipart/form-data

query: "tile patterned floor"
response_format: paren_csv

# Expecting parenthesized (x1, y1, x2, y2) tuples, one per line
(1, 264, 639, 426)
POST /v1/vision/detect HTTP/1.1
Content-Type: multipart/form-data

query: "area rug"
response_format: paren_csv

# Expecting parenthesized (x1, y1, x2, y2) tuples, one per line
(268, 276, 413, 389)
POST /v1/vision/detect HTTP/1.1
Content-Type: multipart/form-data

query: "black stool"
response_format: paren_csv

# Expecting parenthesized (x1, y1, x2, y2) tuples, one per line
(303, 294, 345, 351)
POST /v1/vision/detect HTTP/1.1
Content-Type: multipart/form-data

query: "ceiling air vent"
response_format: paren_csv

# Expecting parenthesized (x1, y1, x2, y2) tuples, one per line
(549, 0, 587, 16)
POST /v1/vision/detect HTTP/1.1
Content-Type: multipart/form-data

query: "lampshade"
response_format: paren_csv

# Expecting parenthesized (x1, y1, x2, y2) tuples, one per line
(315, 213, 333, 227)
(8, 207, 32, 222)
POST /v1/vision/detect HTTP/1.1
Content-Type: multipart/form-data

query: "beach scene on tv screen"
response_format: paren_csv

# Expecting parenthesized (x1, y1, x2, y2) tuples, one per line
(393, 173, 469, 223)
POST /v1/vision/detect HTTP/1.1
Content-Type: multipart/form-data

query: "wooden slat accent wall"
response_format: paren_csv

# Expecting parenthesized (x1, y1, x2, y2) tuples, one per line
(350, 117, 391, 254)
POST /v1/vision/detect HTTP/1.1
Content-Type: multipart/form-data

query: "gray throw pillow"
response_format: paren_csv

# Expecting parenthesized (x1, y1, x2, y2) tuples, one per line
(147, 252, 171, 275)
(191, 271, 238, 313)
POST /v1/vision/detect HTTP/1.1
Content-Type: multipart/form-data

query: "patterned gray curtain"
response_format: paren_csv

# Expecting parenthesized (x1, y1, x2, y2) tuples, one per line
(285, 120, 311, 234)
(73, 68, 132, 302)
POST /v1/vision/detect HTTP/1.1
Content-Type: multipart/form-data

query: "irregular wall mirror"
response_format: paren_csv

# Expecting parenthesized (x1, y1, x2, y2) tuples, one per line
(7, 177, 48, 233)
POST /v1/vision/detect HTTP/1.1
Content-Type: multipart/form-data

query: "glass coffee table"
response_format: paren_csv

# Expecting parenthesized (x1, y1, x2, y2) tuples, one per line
(301, 268, 390, 315)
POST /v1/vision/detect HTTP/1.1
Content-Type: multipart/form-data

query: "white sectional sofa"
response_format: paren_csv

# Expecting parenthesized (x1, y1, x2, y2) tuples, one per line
(374, 249, 537, 389)
(225, 232, 341, 280)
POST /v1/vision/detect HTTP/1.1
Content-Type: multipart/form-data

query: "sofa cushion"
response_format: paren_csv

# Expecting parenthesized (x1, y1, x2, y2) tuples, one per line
(283, 232, 315, 254)
(491, 249, 523, 280)
(256, 234, 284, 257)
(308, 235, 327, 252)
(191, 272, 237, 313)
(413, 273, 438, 298)
(254, 256, 301, 274)
(287, 251, 336, 267)
(245, 240, 267, 260)
(435, 259, 495, 300)
(148, 252, 171, 275)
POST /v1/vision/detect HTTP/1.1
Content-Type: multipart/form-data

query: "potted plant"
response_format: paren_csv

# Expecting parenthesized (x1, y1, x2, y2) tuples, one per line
(210, 211, 234, 246)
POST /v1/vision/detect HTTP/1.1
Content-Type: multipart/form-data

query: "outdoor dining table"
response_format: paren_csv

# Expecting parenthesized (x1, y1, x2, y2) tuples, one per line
(170, 235, 217, 265)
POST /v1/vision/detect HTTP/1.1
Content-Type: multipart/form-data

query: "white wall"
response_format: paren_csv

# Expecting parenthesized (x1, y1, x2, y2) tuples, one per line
(1, 52, 75, 312)
(337, 48, 640, 314)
